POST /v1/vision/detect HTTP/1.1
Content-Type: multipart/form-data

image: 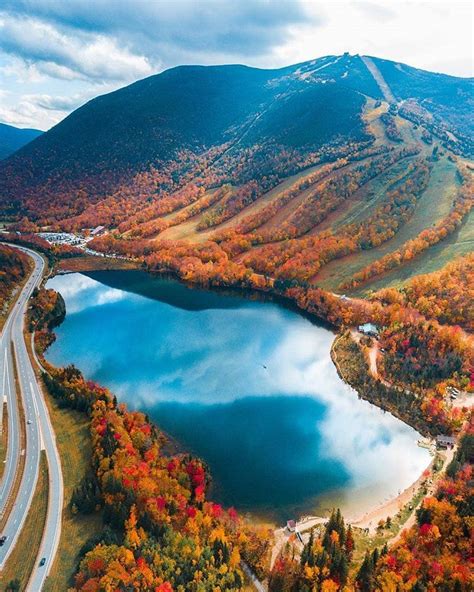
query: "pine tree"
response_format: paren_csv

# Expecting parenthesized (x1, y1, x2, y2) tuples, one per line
(356, 551, 374, 592)
(345, 525, 354, 558)
(371, 547, 379, 568)
(300, 529, 314, 566)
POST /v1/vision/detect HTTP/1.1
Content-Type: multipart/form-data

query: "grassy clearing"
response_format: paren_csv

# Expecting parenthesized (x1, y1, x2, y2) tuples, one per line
(353, 206, 474, 295)
(315, 155, 459, 290)
(157, 215, 212, 243)
(56, 255, 139, 274)
(362, 99, 389, 146)
(162, 187, 223, 222)
(0, 453, 48, 592)
(159, 165, 328, 243)
(0, 405, 7, 481)
(42, 393, 102, 592)
(158, 161, 331, 243)
(318, 155, 418, 233)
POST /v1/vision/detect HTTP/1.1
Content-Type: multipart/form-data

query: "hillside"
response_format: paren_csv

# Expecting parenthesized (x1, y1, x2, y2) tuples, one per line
(0, 56, 374, 219)
(1, 53, 472, 294)
(0, 123, 43, 160)
(3, 51, 473, 592)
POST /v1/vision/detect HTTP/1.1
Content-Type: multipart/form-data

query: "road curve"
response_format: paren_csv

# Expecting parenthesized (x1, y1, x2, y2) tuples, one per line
(0, 244, 63, 591)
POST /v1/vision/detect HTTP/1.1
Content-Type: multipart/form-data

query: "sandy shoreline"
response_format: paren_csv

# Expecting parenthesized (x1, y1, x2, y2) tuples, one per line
(285, 443, 453, 543)
(347, 451, 435, 532)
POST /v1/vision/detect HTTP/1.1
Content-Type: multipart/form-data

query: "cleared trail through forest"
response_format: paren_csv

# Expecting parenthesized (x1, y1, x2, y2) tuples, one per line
(362, 56, 396, 104)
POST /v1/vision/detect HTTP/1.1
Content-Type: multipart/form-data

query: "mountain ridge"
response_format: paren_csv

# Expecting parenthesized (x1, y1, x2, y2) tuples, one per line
(0, 53, 472, 227)
(0, 122, 43, 160)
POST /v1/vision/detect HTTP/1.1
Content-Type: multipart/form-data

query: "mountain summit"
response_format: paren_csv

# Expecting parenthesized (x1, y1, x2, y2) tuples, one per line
(0, 53, 472, 223)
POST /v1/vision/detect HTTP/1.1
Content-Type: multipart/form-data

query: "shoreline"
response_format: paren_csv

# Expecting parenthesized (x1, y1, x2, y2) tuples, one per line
(43, 264, 437, 531)
(346, 451, 434, 532)
(277, 438, 436, 537)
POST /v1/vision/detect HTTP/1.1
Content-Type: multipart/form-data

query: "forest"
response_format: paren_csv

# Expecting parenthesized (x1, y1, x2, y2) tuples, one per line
(1, 51, 473, 592)
(0, 243, 31, 314)
(21, 239, 472, 591)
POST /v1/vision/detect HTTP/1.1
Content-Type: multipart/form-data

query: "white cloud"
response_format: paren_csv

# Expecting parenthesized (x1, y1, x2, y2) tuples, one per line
(0, 96, 58, 128)
(47, 271, 431, 516)
(48, 274, 127, 311)
(0, 1, 471, 130)
(270, 1, 473, 77)
(0, 12, 154, 82)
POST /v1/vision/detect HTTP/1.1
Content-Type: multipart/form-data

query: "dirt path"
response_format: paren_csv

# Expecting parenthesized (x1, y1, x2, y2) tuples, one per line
(366, 338, 392, 388)
(270, 516, 327, 569)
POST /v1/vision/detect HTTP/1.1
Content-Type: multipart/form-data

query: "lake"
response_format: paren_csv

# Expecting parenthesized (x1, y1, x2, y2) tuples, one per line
(45, 271, 430, 523)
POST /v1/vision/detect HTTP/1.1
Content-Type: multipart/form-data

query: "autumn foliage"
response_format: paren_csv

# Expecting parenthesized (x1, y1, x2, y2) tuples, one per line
(0, 243, 32, 312)
(342, 164, 474, 290)
(269, 510, 354, 591)
(39, 362, 272, 591)
(372, 420, 474, 591)
(377, 253, 474, 331)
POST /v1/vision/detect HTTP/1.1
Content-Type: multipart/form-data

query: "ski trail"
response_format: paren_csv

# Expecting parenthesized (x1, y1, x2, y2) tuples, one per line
(362, 56, 397, 104)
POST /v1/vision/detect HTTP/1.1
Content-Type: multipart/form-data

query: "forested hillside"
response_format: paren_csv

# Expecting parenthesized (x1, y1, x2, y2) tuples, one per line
(0, 123, 42, 160)
(3, 51, 472, 592)
(1, 54, 472, 300)
(0, 243, 31, 314)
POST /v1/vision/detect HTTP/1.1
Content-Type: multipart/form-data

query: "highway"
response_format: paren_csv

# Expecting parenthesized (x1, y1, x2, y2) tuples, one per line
(0, 245, 63, 590)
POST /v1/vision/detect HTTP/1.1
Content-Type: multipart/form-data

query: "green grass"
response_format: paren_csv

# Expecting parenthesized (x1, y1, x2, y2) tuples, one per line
(42, 399, 102, 592)
(330, 156, 419, 231)
(315, 155, 459, 291)
(0, 405, 7, 481)
(353, 206, 474, 294)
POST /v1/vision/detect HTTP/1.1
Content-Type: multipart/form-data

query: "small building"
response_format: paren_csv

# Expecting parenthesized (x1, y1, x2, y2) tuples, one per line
(286, 520, 296, 532)
(358, 323, 379, 337)
(91, 225, 105, 236)
(436, 435, 456, 449)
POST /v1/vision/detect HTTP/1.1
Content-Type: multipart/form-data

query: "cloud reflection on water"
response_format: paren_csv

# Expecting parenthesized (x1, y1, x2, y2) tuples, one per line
(47, 272, 430, 518)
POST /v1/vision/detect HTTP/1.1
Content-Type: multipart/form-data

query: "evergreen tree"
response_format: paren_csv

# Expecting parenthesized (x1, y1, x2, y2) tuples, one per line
(371, 547, 379, 568)
(356, 551, 374, 592)
(300, 528, 314, 566)
(345, 524, 354, 558)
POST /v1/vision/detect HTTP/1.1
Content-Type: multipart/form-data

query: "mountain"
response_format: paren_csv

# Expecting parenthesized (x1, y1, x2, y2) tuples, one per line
(0, 53, 472, 232)
(0, 123, 43, 160)
(0, 56, 373, 218)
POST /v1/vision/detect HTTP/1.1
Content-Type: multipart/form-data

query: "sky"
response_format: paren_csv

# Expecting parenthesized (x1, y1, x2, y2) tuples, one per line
(0, 0, 472, 130)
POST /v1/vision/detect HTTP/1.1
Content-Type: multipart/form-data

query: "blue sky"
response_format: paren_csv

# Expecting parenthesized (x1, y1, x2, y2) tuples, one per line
(0, 1, 472, 130)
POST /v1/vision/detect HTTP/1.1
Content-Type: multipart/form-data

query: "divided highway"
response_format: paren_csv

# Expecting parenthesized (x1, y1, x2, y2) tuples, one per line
(0, 245, 63, 591)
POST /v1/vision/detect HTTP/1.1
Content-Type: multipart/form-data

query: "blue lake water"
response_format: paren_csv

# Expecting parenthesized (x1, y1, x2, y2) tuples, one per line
(46, 271, 430, 522)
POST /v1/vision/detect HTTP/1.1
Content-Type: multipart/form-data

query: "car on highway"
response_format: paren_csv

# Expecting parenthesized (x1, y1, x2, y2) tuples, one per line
(39, 557, 46, 567)
(0, 535, 7, 546)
